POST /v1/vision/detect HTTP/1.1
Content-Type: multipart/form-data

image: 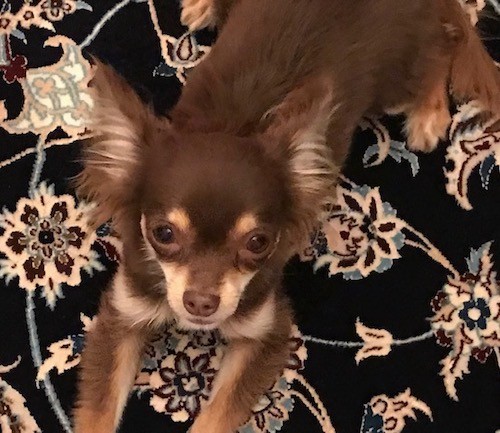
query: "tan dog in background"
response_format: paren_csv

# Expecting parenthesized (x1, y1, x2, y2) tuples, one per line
(73, 0, 500, 432)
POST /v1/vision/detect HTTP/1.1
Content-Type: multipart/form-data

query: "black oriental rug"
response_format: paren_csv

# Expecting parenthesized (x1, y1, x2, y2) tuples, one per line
(0, 1, 499, 433)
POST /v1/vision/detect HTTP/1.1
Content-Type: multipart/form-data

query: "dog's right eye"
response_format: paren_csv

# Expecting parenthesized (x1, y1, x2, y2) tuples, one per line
(153, 225, 175, 244)
(246, 233, 270, 254)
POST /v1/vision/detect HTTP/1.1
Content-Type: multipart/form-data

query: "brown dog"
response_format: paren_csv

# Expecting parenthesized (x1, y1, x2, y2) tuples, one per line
(73, 1, 500, 432)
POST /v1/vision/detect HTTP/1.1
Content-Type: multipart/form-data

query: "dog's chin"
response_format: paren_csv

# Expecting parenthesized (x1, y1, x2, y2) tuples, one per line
(176, 316, 222, 331)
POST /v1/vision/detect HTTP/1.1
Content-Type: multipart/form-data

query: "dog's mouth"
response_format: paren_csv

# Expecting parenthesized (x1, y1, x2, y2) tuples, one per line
(177, 316, 220, 331)
(189, 318, 216, 326)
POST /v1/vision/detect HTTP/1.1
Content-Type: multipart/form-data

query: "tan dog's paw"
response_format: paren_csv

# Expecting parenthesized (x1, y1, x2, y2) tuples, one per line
(405, 107, 451, 152)
(181, 0, 216, 32)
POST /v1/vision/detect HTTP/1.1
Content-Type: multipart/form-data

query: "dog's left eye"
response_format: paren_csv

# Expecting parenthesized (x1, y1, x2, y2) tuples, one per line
(246, 233, 271, 254)
(153, 225, 175, 244)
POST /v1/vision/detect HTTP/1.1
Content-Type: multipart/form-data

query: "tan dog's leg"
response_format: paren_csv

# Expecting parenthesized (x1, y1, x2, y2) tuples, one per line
(405, 74, 451, 153)
(73, 292, 147, 433)
(191, 298, 292, 433)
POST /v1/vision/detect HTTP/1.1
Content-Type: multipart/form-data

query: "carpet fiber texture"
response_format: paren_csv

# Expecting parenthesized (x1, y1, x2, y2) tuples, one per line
(0, 1, 499, 432)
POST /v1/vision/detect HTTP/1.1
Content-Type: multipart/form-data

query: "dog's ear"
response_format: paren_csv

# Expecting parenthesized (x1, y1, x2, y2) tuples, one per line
(261, 75, 339, 243)
(76, 60, 159, 227)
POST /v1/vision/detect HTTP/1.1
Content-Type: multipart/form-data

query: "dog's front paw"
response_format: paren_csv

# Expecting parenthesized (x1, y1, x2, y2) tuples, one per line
(181, 0, 216, 32)
(405, 107, 451, 152)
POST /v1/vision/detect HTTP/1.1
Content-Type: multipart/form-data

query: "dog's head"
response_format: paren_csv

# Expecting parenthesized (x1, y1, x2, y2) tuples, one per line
(77, 62, 338, 330)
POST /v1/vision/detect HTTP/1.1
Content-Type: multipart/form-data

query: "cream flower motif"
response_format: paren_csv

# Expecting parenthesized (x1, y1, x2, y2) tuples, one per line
(283, 325, 307, 382)
(239, 378, 294, 433)
(431, 242, 500, 400)
(141, 324, 306, 426)
(0, 357, 40, 433)
(18, 6, 42, 30)
(0, 5, 56, 35)
(0, 1, 86, 35)
(36, 314, 92, 384)
(309, 184, 405, 280)
(154, 32, 210, 83)
(361, 389, 432, 433)
(146, 324, 225, 421)
(40, 0, 76, 21)
(141, 328, 178, 372)
(355, 320, 394, 364)
(0, 12, 17, 34)
(445, 101, 500, 210)
(149, 347, 220, 421)
(2, 35, 93, 138)
(0, 183, 112, 308)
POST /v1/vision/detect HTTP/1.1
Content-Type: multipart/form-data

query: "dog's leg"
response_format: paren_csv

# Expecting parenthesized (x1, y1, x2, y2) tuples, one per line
(190, 297, 292, 433)
(180, 0, 217, 32)
(404, 74, 451, 153)
(73, 292, 147, 433)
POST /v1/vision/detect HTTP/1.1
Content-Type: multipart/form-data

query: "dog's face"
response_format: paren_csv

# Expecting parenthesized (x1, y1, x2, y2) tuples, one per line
(139, 131, 290, 329)
(77, 62, 338, 330)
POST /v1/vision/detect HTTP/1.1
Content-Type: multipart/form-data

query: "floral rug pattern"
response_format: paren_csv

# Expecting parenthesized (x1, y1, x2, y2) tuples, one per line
(0, 1, 499, 432)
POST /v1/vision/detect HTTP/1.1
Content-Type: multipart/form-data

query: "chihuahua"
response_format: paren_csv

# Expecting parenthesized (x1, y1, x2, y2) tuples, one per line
(73, 0, 500, 432)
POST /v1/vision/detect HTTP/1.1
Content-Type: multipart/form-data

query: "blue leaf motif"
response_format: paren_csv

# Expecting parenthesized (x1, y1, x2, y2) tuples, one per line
(70, 334, 85, 355)
(154, 62, 177, 78)
(11, 28, 27, 44)
(360, 404, 384, 433)
(75, 0, 93, 11)
(363, 140, 420, 176)
(466, 242, 492, 274)
(479, 154, 496, 190)
(362, 144, 380, 166)
(389, 141, 420, 176)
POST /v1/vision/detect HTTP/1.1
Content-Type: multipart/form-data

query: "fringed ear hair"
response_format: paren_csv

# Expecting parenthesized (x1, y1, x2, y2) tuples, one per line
(75, 59, 158, 228)
(262, 75, 340, 246)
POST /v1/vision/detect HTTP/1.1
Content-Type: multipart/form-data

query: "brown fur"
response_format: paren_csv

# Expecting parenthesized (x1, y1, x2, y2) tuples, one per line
(440, 0, 500, 113)
(74, 1, 500, 432)
(75, 62, 160, 230)
(74, 291, 148, 433)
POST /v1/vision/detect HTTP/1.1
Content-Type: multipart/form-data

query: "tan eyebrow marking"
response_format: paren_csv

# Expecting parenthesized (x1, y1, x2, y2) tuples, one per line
(167, 208, 191, 231)
(232, 213, 259, 236)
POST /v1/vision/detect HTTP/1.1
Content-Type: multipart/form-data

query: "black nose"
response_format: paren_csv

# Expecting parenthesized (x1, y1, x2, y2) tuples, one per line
(183, 291, 220, 317)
